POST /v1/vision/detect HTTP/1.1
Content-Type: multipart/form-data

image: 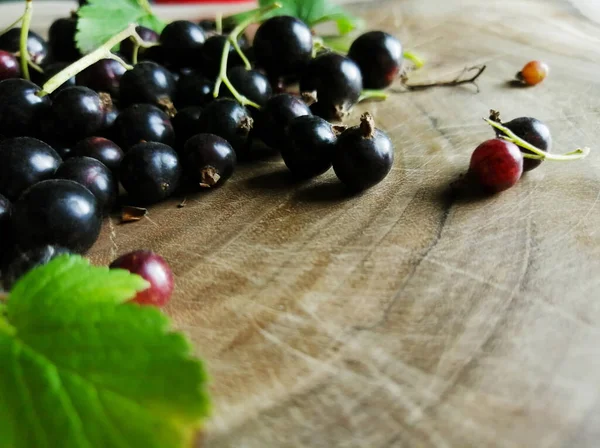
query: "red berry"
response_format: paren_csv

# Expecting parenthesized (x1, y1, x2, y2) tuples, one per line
(517, 61, 549, 86)
(469, 139, 523, 192)
(110, 250, 174, 307)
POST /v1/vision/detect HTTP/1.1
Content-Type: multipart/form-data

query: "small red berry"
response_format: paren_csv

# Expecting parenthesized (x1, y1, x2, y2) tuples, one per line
(517, 61, 549, 86)
(469, 139, 524, 192)
(110, 250, 174, 307)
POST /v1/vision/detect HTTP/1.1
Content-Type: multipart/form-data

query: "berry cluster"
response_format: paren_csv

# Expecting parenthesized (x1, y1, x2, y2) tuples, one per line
(0, 7, 402, 290)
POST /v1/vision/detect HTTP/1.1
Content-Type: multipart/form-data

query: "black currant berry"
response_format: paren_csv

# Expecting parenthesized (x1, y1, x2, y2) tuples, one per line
(300, 53, 363, 121)
(119, 142, 181, 204)
(73, 137, 124, 172)
(119, 61, 176, 109)
(54, 156, 117, 212)
(114, 103, 175, 149)
(348, 31, 403, 89)
(282, 116, 337, 178)
(0, 137, 62, 201)
(196, 99, 253, 153)
(254, 93, 312, 150)
(0, 193, 13, 262)
(183, 134, 236, 189)
(502, 117, 552, 172)
(51, 86, 107, 141)
(253, 16, 313, 79)
(159, 20, 206, 69)
(0, 50, 20, 81)
(48, 16, 81, 62)
(121, 26, 159, 62)
(172, 106, 204, 151)
(76, 58, 127, 97)
(0, 28, 48, 65)
(333, 113, 394, 191)
(2, 245, 71, 291)
(222, 67, 272, 106)
(12, 179, 102, 254)
(0, 79, 51, 137)
(201, 35, 243, 78)
(175, 71, 213, 109)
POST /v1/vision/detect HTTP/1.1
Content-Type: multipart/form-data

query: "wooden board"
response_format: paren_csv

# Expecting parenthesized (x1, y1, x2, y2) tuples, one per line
(13, 0, 600, 446)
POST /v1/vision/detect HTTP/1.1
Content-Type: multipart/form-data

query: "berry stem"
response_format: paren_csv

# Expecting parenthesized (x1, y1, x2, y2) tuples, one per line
(230, 36, 251, 70)
(40, 24, 139, 96)
(403, 50, 425, 69)
(484, 118, 591, 161)
(359, 89, 389, 102)
(402, 65, 486, 92)
(0, 14, 25, 37)
(19, 0, 33, 81)
(216, 12, 223, 35)
(213, 2, 282, 108)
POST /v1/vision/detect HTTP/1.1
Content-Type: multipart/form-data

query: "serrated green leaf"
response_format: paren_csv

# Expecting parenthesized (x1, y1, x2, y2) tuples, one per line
(76, 0, 166, 54)
(0, 256, 210, 448)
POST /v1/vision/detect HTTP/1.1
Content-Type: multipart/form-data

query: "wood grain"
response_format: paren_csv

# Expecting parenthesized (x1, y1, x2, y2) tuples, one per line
(10, 0, 600, 446)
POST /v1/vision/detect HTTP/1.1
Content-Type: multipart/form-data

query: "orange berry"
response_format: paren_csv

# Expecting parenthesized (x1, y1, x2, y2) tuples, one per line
(517, 60, 549, 86)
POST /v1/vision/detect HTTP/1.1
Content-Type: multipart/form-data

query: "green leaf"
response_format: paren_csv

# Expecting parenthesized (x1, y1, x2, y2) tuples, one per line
(227, 0, 360, 36)
(76, 0, 166, 54)
(0, 256, 210, 448)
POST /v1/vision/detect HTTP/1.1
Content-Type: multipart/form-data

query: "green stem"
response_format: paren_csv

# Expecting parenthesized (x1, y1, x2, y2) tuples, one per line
(403, 50, 425, 69)
(40, 24, 139, 96)
(0, 14, 24, 37)
(321, 35, 352, 54)
(231, 36, 252, 70)
(28, 59, 44, 73)
(216, 12, 223, 35)
(19, 0, 33, 81)
(359, 89, 389, 102)
(485, 118, 590, 161)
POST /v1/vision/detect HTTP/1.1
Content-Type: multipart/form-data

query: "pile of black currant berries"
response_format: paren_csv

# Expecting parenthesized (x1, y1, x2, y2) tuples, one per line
(0, 9, 404, 289)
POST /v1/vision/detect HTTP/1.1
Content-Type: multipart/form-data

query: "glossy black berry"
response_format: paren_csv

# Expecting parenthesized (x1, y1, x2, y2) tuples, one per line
(119, 142, 181, 204)
(0, 79, 51, 137)
(502, 117, 552, 172)
(196, 99, 253, 153)
(119, 61, 176, 108)
(348, 31, 403, 89)
(175, 71, 213, 109)
(121, 26, 159, 62)
(73, 137, 124, 172)
(172, 106, 203, 151)
(48, 17, 81, 62)
(0, 28, 48, 65)
(54, 156, 117, 212)
(333, 113, 394, 191)
(114, 104, 175, 149)
(300, 53, 363, 121)
(201, 35, 243, 78)
(159, 20, 206, 69)
(51, 86, 107, 141)
(0, 137, 62, 201)
(222, 67, 272, 106)
(183, 134, 236, 189)
(76, 58, 127, 97)
(0, 194, 13, 262)
(0, 50, 20, 81)
(12, 179, 102, 254)
(253, 16, 313, 79)
(2, 245, 72, 291)
(282, 116, 337, 178)
(254, 93, 312, 150)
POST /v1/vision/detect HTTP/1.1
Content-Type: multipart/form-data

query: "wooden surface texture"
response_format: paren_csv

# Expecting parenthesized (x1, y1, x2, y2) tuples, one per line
(14, 0, 600, 446)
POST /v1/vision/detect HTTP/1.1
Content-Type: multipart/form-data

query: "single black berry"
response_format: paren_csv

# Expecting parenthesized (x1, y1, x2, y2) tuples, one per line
(333, 113, 394, 191)
(12, 179, 102, 254)
(0, 194, 13, 265)
(73, 137, 124, 172)
(54, 156, 117, 212)
(348, 31, 403, 89)
(119, 142, 182, 204)
(253, 16, 313, 79)
(159, 20, 206, 69)
(282, 116, 337, 178)
(175, 71, 213, 109)
(119, 61, 176, 109)
(196, 99, 253, 153)
(0, 50, 20, 81)
(51, 86, 107, 141)
(502, 117, 552, 172)
(254, 93, 312, 150)
(0, 79, 51, 137)
(0, 137, 62, 201)
(222, 67, 272, 106)
(48, 16, 81, 62)
(2, 245, 72, 291)
(0, 28, 48, 65)
(300, 53, 363, 121)
(113, 103, 175, 149)
(183, 134, 236, 189)
(76, 58, 127, 97)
